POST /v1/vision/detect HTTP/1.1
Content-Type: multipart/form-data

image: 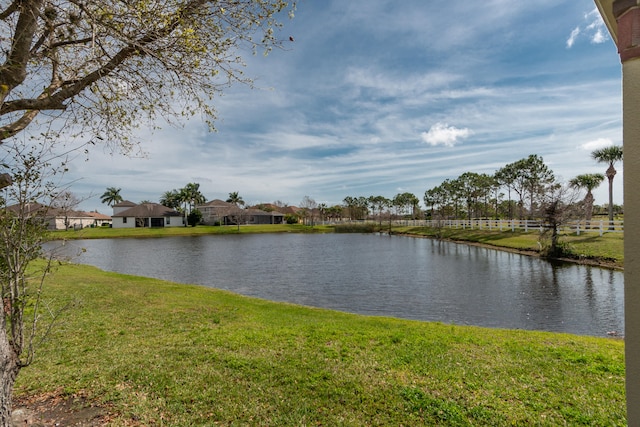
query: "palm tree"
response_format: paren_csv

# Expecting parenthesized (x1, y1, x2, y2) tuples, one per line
(160, 189, 182, 209)
(591, 145, 623, 228)
(226, 191, 245, 207)
(177, 183, 206, 227)
(100, 187, 123, 207)
(569, 173, 605, 221)
(181, 182, 206, 213)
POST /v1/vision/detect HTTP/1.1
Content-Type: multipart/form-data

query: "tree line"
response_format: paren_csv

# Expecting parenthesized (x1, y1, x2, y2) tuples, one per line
(337, 147, 623, 226)
(100, 147, 623, 229)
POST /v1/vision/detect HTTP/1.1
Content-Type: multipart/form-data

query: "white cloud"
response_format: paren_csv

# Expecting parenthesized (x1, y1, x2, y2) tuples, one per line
(568, 8, 609, 48)
(591, 28, 606, 44)
(580, 138, 613, 151)
(567, 27, 580, 48)
(421, 123, 473, 147)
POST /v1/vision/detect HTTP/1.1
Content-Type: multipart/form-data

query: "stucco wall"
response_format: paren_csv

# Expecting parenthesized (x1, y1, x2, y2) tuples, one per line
(112, 217, 136, 228)
(164, 216, 184, 227)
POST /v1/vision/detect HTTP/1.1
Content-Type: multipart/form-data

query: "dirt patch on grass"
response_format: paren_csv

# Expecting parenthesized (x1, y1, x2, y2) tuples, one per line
(13, 392, 116, 426)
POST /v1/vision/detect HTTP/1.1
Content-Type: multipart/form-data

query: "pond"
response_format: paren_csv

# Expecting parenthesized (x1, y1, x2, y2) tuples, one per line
(47, 233, 624, 337)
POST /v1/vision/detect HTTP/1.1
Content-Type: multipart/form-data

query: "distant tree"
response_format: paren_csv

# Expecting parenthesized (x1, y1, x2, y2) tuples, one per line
(591, 145, 623, 229)
(175, 183, 205, 227)
(226, 191, 245, 207)
(521, 155, 556, 216)
(476, 173, 498, 218)
(442, 179, 463, 219)
(284, 214, 299, 224)
(180, 183, 206, 214)
(495, 163, 518, 219)
(392, 192, 419, 219)
(318, 203, 327, 224)
(342, 196, 355, 220)
(569, 173, 605, 221)
(51, 191, 82, 230)
(254, 203, 274, 212)
(160, 190, 182, 210)
(454, 172, 484, 220)
(299, 196, 317, 226)
(502, 155, 555, 219)
(187, 209, 203, 227)
(422, 185, 447, 220)
(333, 205, 346, 221)
(369, 195, 391, 227)
(343, 196, 369, 220)
(100, 187, 123, 207)
(539, 185, 581, 257)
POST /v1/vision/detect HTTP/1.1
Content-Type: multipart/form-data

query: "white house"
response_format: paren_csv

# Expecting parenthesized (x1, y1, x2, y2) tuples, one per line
(5, 202, 112, 230)
(111, 202, 183, 228)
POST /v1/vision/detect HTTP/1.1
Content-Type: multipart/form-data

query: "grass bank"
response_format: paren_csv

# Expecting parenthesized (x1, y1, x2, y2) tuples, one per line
(16, 263, 625, 425)
(392, 226, 624, 269)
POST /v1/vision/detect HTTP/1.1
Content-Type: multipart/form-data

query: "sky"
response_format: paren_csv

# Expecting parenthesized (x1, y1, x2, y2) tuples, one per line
(65, 0, 623, 213)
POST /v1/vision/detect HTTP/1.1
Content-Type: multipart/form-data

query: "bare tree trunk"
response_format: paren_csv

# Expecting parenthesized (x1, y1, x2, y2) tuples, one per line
(584, 192, 595, 222)
(0, 324, 20, 426)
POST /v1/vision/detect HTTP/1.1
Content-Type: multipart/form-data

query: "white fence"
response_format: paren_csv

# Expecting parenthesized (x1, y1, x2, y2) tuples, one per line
(388, 219, 624, 236)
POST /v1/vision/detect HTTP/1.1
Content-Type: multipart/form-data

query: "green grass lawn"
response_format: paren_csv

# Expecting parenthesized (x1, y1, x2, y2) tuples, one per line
(16, 263, 625, 426)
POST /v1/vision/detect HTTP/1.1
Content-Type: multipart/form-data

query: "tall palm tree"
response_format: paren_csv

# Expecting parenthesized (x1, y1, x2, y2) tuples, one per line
(100, 187, 123, 207)
(181, 182, 206, 213)
(569, 173, 605, 221)
(226, 191, 245, 207)
(591, 145, 623, 228)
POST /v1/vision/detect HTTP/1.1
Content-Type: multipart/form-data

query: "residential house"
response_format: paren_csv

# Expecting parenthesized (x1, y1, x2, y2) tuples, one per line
(85, 211, 112, 227)
(111, 202, 183, 228)
(197, 199, 284, 225)
(5, 202, 112, 230)
(50, 209, 109, 230)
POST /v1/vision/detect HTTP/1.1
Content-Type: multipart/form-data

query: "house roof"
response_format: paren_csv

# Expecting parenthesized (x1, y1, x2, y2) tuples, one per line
(84, 211, 112, 220)
(113, 200, 137, 208)
(112, 203, 181, 218)
(198, 199, 235, 208)
(5, 202, 48, 216)
(6, 203, 111, 220)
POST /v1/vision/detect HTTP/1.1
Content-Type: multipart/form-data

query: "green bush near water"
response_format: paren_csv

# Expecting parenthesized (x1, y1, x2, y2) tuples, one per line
(16, 263, 625, 426)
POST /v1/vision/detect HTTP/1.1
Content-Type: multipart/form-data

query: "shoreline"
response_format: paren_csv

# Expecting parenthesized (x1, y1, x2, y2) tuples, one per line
(394, 232, 623, 271)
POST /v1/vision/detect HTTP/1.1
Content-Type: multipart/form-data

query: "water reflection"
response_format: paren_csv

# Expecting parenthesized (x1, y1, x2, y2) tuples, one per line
(46, 234, 624, 336)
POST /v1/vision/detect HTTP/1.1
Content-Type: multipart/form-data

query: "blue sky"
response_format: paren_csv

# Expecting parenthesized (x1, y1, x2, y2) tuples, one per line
(70, 0, 623, 212)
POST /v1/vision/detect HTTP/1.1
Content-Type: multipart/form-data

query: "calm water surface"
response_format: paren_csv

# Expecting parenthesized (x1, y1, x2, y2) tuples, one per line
(49, 233, 624, 336)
